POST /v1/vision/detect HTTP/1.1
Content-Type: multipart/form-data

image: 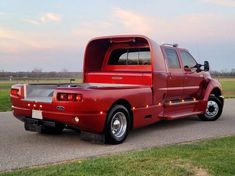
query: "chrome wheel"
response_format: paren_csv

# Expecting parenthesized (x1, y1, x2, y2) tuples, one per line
(111, 112, 127, 139)
(198, 96, 223, 121)
(205, 100, 219, 119)
(105, 105, 130, 144)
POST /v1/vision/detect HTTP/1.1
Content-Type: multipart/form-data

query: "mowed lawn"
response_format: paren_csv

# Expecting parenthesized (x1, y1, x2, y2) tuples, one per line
(0, 83, 11, 112)
(1, 136, 235, 176)
(218, 78, 235, 98)
(0, 78, 234, 112)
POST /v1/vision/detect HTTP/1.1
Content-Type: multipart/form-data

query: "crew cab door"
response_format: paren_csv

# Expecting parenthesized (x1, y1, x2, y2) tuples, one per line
(179, 49, 205, 99)
(162, 47, 184, 102)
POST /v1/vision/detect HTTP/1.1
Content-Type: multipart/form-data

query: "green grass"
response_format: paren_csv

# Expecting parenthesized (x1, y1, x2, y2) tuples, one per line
(0, 89, 11, 111)
(218, 78, 235, 98)
(0, 78, 234, 112)
(1, 136, 235, 176)
(0, 83, 11, 112)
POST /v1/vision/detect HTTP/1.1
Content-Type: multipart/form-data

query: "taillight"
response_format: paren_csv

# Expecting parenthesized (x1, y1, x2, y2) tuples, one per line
(57, 93, 82, 102)
(75, 94, 82, 101)
(68, 94, 75, 101)
(10, 89, 19, 96)
(58, 93, 68, 101)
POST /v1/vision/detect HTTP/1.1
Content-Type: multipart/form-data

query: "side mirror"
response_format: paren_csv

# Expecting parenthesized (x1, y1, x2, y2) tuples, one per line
(184, 65, 191, 72)
(204, 61, 209, 71)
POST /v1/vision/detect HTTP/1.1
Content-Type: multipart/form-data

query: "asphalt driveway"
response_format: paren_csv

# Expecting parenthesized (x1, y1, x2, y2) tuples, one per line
(0, 99, 235, 171)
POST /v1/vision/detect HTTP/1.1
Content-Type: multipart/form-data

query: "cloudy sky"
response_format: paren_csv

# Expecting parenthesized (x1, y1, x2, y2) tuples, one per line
(0, 0, 234, 72)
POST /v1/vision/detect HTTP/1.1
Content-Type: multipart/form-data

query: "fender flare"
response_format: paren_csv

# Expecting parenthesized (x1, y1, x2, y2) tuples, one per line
(203, 79, 224, 107)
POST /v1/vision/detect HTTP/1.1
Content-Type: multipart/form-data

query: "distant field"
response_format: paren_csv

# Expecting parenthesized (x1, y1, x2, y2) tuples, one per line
(217, 78, 235, 98)
(0, 78, 234, 112)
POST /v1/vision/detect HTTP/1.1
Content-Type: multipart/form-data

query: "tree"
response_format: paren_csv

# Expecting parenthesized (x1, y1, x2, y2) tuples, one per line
(32, 68, 42, 73)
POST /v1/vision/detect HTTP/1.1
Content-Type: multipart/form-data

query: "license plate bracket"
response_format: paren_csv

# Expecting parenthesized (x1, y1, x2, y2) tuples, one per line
(32, 110, 43, 120)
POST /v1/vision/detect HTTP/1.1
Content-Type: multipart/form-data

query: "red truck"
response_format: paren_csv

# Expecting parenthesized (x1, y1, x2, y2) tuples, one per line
(10, 35, 224, 144)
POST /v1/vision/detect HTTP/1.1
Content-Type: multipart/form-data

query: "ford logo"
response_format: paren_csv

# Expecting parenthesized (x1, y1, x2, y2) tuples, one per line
(56, 106, 65, 111)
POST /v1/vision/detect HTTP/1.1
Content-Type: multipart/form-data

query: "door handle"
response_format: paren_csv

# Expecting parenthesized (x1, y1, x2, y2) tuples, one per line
(168, 72, 172, 79)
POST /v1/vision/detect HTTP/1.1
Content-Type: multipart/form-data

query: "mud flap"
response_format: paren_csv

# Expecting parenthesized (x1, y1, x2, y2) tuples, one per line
(24, 118, 42, 132)
(24, 118, 56, 132)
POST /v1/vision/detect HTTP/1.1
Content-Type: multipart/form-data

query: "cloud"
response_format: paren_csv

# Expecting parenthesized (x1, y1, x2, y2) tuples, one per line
(3, 8, 234, 55)
(0, 27, 73, 55)
(40, 13, 61, 22)
(23, 12, 61, 25)
(0, 28, 31, 54)
(113, 8, 153, 34)
(148, 13, 235, 44)
(72, 8, 235, 45)
(23, 19, 41, 25)
(0, 12, 7, 16)
(72, 8, 154, 45)
(0, 28, 14, 39)
(201, 0, 235, 7)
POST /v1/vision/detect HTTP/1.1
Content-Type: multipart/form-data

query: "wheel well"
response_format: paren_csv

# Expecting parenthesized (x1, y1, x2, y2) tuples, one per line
(110, 99, 133, 130)
(210, 88, 222, 97)
(210, 87, 224, 105)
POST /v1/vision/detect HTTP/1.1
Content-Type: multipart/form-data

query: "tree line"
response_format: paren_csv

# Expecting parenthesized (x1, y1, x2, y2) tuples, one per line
(0, 70, 234, 81)
(0, 71, 82, 81)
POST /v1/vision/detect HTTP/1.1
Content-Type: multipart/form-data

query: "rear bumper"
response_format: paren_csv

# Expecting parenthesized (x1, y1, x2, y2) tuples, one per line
(12, 106, 106, 133)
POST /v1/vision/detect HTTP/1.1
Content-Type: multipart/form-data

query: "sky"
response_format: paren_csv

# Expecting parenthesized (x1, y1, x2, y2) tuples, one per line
(0, 0, 235, 72)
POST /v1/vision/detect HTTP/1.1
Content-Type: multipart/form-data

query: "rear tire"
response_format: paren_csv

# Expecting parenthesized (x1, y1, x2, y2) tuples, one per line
(105, 105, 130, 144)
(199, 96, 223, 121)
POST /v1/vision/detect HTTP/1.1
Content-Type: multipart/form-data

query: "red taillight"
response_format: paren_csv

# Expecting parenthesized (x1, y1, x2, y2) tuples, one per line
(68, 94, 75, 101)
(10, 89, 19, 96)
(75, 94, 82, 102)
(57, 93, 82, 102)
(58, 93, 68, 101)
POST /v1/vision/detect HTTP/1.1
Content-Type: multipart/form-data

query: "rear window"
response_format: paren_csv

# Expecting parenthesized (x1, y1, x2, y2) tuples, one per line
(108, 48, 151, 65)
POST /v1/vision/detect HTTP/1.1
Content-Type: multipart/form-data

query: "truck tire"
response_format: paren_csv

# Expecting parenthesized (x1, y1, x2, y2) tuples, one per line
(105, 105, 130, 144)
(199, 96, 223, 121)
(41, 124, 64, 134)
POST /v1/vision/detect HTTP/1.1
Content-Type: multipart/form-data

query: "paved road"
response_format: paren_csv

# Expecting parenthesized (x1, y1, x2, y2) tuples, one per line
(0, 99, 235, 171)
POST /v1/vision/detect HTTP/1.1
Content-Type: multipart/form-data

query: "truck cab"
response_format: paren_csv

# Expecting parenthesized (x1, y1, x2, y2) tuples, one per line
(10, 35, 224, 144)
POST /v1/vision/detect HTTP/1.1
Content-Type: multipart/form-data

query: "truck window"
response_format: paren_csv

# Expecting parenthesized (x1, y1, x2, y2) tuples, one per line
(108, 48, 150, 65)
(180, 50, 197, 68)
(164, 48, 180, 69)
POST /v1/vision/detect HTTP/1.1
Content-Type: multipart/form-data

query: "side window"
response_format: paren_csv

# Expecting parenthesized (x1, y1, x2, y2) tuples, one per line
(164, 48, 180, 69)
(108, 48, 151, 65)
(180, 50, 197, 68)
